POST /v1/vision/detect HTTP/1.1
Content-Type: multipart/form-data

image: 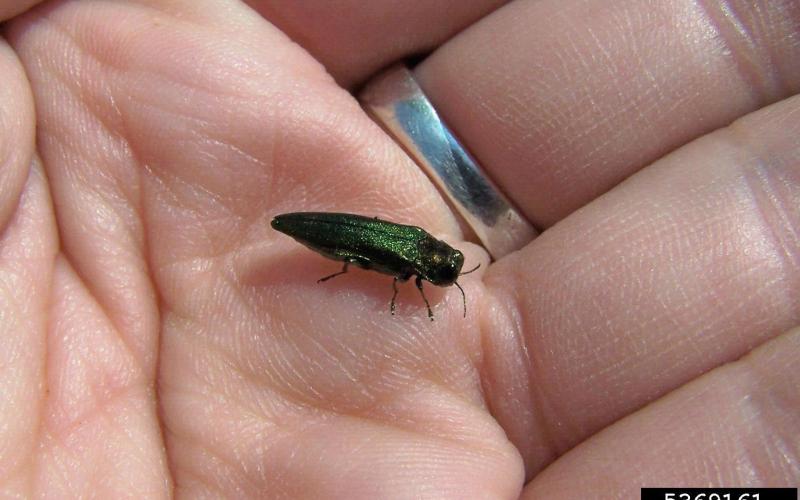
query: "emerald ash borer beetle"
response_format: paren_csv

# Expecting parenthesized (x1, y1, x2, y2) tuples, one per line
(271, 212, 479, 320)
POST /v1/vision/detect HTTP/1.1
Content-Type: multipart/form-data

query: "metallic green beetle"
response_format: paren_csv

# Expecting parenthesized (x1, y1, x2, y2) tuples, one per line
(271, 212, 479, 320)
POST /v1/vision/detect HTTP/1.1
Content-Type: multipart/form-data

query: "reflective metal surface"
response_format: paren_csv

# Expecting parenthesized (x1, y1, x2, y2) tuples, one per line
(359, 64, 536, 259)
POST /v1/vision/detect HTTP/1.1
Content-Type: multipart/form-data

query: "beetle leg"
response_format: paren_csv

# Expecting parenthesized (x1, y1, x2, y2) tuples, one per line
(415, 276, 434, 321)
(317, 261, 351, 283)
(390, 277, 400, 316)
(390, 272, 413, 317)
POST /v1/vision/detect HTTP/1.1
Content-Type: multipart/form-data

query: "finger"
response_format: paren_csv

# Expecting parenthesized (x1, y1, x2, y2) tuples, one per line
(8, 2, 175, 372)
(480, 94, 800, 476)
(0, 45, 39, 493)
(523, 327, 800, 496)
(0, 40, 34, 232)
(0, 165, 169, 497)
(244, 0, 507, 86)
(40, 202, 171, 497)
(415, 0, 800, 227)
(0, 163, 56, 496)
(6, 10, 170, 496)
(0, 0, 41, 20)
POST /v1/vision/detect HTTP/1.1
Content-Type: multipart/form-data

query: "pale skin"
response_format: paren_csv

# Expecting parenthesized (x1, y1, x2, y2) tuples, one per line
(1, 0, 799, 498)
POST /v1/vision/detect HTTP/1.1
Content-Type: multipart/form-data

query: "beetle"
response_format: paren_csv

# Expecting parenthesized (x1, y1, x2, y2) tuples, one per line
(271, 212, 479, 320)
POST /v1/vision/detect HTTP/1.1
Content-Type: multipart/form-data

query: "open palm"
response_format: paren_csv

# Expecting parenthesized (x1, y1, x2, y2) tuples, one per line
(1, 1, 798, 498)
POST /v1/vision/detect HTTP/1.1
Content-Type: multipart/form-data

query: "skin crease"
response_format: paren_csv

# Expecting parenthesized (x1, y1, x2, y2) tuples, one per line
(0, 0, 798, 499)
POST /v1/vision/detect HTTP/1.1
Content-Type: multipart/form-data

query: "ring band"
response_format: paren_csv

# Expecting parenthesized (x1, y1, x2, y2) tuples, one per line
(359, 64, 537, 259)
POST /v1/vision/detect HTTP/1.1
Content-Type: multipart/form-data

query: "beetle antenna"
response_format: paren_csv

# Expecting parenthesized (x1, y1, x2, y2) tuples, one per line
(459, 263, 481, 276)
(454, 281, 467, 318)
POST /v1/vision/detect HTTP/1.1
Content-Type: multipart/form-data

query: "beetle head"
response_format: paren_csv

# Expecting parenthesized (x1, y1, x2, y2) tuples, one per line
(422, 241, 464, 286)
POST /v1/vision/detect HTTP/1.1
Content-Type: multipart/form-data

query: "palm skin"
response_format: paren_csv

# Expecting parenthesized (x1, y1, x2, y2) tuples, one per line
(1, 1, 798, 498)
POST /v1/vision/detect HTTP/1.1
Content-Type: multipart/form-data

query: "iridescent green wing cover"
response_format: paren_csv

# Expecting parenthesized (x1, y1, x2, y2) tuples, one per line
(271, 212, 428, 278)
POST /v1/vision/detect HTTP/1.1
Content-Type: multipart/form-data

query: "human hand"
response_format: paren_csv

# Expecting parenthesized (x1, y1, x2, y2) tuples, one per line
(1, 1, 798, 497)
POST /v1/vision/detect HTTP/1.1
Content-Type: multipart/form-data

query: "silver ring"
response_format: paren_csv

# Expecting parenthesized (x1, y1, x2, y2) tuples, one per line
(358, 64, 537, 259)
